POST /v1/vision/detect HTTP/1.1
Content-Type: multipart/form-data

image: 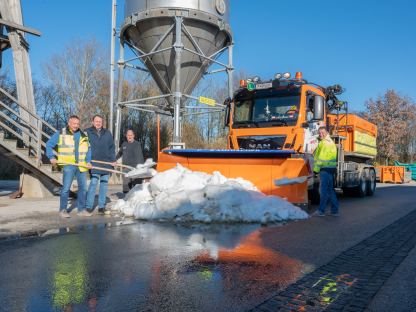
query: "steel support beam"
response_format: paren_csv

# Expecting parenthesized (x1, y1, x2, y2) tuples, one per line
(109, 0, 117, 134)
(227, 43, 234, 99)
(114, 40, 125, 154)
(172, 16, 183, 149)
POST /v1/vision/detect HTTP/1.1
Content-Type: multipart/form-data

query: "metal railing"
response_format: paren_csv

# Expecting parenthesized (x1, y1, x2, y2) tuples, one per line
(0, 86, 57, 167)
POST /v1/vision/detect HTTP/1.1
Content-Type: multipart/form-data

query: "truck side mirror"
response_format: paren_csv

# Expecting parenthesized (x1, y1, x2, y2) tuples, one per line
(224, 97, 231, 127)
(313, 96, 324, 120)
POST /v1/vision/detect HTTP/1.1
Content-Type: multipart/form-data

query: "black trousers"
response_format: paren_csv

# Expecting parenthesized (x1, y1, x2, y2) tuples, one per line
(122, 177, 143, 193)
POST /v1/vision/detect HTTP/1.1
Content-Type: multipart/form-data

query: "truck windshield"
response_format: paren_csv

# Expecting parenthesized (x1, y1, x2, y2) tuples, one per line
(233, 94, 301, 128)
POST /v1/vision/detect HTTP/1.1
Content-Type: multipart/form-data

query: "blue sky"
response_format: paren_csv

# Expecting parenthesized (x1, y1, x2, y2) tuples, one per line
(3, 0, 415, 112)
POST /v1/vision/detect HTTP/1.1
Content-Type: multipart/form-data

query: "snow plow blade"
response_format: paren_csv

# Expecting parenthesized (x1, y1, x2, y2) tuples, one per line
(157, 149, 310, 206)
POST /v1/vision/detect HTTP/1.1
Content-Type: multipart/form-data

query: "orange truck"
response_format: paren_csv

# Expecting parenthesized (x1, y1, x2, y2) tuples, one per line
(157, 72, 377, 207)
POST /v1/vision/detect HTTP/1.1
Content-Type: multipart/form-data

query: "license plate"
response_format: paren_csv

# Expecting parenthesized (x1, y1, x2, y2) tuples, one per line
(255, 82, 272, 90)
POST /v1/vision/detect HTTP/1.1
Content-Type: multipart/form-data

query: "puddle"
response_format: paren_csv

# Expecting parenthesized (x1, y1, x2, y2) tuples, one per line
(0, 222, 307, 311)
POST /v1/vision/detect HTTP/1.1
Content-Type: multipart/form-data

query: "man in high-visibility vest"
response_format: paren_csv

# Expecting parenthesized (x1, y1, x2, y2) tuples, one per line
(46, 115, 92, 218)
(312, 126, 339, 217)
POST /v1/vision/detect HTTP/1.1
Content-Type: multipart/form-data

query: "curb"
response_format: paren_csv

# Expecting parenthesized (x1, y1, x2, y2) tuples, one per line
(0, 219, 139, 242)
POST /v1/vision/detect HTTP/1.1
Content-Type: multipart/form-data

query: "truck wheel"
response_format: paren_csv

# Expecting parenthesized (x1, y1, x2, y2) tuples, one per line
(354, 172, 367, 197)
(366, 168, 376, 196)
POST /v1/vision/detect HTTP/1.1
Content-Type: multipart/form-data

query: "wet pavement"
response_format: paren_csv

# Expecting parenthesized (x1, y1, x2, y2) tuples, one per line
(0, 183, 125, 239)
(0, 183, 415, 311)
(254, 208, 416, 311)
(0, 223, 303, 312)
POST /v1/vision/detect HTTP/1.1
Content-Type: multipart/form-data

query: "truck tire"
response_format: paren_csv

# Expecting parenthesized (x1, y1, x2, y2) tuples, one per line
(366, 168, 376, 196)
(354, 172, 367, 197)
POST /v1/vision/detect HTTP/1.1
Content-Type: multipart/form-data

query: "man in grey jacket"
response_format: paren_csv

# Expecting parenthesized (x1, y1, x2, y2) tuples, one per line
(116, 129, 144, 193)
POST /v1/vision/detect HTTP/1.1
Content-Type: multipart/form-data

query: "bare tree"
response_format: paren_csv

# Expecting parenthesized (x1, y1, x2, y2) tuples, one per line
(397, 106, 416, 163)
(365, 90, 416, 164)
(34, 83, 66, 130)
(43, 38, 108, 127)
(181, 70, 247, 149)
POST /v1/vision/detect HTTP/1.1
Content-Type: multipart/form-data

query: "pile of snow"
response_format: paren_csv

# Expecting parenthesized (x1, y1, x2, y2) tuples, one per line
(113, 164, 308, 223)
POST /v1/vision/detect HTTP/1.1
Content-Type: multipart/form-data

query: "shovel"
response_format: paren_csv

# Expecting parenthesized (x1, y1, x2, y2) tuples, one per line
(57, 161, 156, 179)
(58, 161, 125, 175)
(274, 176, 308, 186)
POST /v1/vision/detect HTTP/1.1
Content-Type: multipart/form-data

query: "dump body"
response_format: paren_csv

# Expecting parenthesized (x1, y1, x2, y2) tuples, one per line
(327, 114, 377, 158)
(377, 166, 407, 184)
(394, 161, 416, 180)
(327, 113, 377, 195)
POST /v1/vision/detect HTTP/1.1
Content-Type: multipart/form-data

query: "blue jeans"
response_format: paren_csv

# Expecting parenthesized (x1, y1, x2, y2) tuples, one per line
(60, 165, 87, 212)
(318, 169, 339, 214)
(86, 173, 110, 210)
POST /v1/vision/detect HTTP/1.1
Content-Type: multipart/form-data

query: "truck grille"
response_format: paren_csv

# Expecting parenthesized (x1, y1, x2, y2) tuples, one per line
(237, 136, 286, 150)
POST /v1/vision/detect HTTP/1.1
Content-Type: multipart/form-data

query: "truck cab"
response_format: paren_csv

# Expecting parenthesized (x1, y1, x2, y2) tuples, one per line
(226, 73, 326, 156)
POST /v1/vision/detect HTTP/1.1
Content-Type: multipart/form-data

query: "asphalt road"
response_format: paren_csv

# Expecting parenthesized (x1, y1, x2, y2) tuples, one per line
(0, 183, 415, 312)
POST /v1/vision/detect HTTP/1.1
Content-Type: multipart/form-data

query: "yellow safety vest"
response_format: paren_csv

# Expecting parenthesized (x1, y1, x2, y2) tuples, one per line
(57, 128, 89, 172)
(314, 135, 337, 173)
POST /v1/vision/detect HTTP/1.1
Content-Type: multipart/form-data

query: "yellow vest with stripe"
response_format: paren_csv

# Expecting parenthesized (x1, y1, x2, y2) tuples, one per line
(314, 135, 337, 173)
(57, 128, 89, 172)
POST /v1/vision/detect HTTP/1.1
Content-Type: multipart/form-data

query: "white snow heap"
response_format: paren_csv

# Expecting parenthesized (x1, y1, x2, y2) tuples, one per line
(113, 164, 309, 223)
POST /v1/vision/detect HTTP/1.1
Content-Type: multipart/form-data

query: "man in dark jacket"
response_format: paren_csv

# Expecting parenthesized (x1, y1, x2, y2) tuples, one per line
(85, 115, 116, 214)
(116, 129, 144, 193)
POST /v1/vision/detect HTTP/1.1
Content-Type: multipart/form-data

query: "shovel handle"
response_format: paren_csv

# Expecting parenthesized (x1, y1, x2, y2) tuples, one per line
(57, 161, 126, 175)
(91, 159, 134, 170)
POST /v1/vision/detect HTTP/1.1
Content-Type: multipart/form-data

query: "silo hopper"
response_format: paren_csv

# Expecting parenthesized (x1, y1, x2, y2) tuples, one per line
(120, 0, 232, 107)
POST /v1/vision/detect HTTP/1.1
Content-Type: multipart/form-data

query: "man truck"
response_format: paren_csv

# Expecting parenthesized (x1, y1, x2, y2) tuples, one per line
(157, 72, 377, 207)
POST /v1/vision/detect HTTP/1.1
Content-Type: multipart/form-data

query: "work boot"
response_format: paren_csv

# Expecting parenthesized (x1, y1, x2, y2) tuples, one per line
(60, 210, 71, 218)
(77, 210, 92, 217)
(311, 211, 325, 217)
(98, 208, 111, 215)
(329, 212, 340, 217)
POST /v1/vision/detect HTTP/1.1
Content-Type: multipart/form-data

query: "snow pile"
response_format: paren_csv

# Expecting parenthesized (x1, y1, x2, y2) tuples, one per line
(113, 164, 308, 223)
